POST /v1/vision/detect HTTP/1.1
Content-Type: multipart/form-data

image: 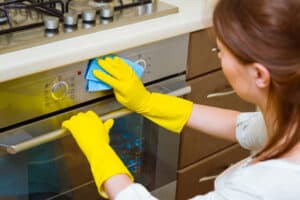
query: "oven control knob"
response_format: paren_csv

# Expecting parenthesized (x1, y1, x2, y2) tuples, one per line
(51, 81, 69, 100)
(135, 59, 147, 70)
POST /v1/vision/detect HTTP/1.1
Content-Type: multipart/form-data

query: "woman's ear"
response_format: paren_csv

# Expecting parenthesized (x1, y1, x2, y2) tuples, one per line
(250, 63, 271, 88)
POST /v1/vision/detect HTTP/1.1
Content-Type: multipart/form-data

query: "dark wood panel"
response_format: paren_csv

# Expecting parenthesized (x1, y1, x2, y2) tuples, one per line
(179, 70, 255, 168)
(187, 28, 220, 79)
(176, 144, 250, 200)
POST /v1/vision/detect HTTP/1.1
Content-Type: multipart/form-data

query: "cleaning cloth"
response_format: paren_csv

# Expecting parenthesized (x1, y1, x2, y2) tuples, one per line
(85, 55, 144, 92)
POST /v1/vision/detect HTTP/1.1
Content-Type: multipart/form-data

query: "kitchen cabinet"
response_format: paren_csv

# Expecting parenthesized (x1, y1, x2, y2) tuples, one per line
(176, 28, 255, 200)
(177, 144, 249, 200)
(186, 28, 220, 78)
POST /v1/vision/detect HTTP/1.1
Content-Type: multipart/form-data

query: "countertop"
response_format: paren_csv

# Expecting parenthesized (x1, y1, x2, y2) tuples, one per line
(0, 0, 217, 83)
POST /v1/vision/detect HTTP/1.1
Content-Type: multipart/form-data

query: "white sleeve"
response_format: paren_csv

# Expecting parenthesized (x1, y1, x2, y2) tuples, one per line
(235, 112, 267, 151)
(189, 187, 261, 200)
(115, 183, 158, 200)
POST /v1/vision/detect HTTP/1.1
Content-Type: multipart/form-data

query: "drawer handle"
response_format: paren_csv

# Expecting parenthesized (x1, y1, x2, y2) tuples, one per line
(198, 175, 218, 183)
(198, 163, 235, 183)
(211, 47, 220, 53)
(207, 90, 235, 99)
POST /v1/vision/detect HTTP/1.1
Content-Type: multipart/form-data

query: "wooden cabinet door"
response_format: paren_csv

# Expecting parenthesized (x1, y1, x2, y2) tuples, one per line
(179, 70, 255, 168)
(187, 28, 220, 79)
(176, 144, 249, 200)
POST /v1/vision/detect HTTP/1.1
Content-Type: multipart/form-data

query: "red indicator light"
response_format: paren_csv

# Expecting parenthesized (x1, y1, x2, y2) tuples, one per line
(77, 71, 82, 76)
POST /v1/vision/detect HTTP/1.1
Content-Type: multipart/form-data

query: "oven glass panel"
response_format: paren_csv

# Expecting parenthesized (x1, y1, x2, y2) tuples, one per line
(0, 113, 178, 200)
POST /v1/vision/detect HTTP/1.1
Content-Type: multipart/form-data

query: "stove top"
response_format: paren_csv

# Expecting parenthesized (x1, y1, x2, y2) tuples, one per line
(0, 0, 178, 54)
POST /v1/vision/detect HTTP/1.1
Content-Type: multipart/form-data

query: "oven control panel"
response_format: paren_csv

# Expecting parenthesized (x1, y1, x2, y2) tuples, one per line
(0, 34, 188, 128)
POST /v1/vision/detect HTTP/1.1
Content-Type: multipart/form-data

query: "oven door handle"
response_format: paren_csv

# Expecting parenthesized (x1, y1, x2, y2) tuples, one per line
(1, 85, 191, 154)
(3, 108, 132, 154)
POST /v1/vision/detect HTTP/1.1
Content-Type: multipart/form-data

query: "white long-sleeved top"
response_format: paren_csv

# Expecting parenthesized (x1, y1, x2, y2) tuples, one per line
(115, 112, 300, 200)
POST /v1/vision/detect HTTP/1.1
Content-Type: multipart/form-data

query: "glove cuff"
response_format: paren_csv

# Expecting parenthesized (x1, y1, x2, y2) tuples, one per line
(89, 144, 134, 199)
(142, 93, 193, 133)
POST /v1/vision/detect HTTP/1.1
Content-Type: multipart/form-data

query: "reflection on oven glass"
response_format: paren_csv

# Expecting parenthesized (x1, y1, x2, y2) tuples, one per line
(0, 142, 71, 200)
(27, 143, 71, 200)
(110, 114, 144, 179)
(0, 113, 156, 200)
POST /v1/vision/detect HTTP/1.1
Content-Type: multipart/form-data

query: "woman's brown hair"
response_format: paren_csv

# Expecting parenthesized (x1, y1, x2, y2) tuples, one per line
(213, 0, 300, 161)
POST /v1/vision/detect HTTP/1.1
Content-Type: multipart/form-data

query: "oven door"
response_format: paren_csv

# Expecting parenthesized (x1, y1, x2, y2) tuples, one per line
(0, 75, 190, 200)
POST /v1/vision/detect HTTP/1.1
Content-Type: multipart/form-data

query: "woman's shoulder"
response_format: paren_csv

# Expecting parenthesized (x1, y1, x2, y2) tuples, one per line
(225, 159, 300, 199)
(192, 159, 300, 200)
(231, 158, 300, 182)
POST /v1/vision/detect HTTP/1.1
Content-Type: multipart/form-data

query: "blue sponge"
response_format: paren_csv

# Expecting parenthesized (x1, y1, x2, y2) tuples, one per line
(84, 55, 144, 92)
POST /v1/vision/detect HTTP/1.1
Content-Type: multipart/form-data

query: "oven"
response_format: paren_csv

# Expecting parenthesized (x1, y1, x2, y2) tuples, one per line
(0, 33, 190, 199)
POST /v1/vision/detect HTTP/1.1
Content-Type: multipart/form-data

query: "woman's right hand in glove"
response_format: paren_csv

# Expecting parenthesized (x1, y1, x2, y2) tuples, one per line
(93, 57, 193, 133)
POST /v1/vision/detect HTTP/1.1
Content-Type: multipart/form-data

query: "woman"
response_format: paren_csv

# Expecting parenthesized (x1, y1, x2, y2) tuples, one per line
(62, 0, 300, 199)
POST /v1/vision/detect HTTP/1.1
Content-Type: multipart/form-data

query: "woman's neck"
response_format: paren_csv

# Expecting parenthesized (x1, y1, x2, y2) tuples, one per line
(258, 104, 275, 138)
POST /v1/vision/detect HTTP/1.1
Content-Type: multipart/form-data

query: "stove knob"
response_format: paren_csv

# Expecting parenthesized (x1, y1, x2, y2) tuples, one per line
(137, 3, 153, 16)
(44, 16, 59, 30)
(82, 10, 96, 22)
(64, 13, 78, 27)
(51, 81, 69, 100)
(101, 4, 114, 19)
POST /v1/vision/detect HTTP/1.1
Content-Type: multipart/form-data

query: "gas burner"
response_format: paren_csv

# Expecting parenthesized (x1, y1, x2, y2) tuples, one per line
(0, 0, 179, 54)
(0, 0, 64, 34)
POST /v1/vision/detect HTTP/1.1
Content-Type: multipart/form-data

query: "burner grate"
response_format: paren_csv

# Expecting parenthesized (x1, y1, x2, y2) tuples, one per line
(0, 0, 64, 34)
(0, 0, 152, 35)
(0, 0, 180, 54)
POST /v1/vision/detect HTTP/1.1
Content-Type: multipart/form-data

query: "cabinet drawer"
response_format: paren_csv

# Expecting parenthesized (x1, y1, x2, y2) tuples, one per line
(176, 144, 249, 200)
(187, 28, 220, 79)
(179, 70, 255, 168)
(187, 70, 255, 110)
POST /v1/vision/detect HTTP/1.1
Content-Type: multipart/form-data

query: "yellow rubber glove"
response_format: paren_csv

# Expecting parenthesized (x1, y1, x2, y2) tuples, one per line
(62, 111, 133, 198)
(93, 57, 193, 133)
